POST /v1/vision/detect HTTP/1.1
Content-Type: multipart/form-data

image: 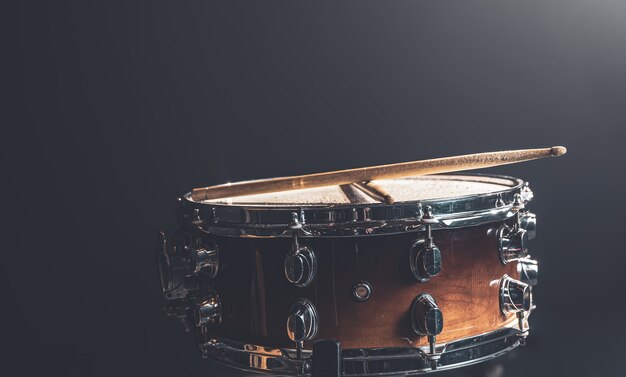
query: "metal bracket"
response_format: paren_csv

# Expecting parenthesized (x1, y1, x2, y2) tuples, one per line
(516, 311, 530, 345)
(425, 335, 442, 370)
(289, 210, 312, 237)
(312, 340, 342, 377)
(410, 206, 442, 282)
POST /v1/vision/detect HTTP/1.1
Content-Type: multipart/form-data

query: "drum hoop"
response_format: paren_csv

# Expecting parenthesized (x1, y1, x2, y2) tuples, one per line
(199, 327, 523, 376)
(182, 174, 531, 238)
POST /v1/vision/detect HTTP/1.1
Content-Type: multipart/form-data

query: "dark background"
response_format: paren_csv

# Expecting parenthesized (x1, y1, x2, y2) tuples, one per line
(4, 1, 626, 376)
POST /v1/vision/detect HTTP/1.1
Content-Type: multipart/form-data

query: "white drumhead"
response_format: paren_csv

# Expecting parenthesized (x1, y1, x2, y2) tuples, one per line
(198, 175, 517, 206)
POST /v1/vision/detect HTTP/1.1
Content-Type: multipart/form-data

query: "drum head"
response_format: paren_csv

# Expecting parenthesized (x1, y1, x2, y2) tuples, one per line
(184, 174, 528, 237)
(197, 175, 520, 206)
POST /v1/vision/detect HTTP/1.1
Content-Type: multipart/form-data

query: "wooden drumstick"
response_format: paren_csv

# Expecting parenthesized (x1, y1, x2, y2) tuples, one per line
(352, 181, 395, 204)
(191, 146, 566, 201)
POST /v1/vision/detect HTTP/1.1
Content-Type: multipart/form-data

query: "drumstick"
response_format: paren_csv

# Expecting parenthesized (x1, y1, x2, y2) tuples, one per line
(352, 181, 395, 204)
(191, 146, 566, 201)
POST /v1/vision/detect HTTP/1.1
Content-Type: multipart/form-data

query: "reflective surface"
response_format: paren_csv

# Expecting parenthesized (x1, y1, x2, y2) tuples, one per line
(518, 259, 538, 287)
(284, 246, 317, 288)
(195, 292, 221, 327)
(191, 240, 219, 277)
(286, 299, 319, 343)
(410, 240, 442, 282)
(499, 276, 532, 314)
(352, 282, 372, 302)
(182, 175, 529, 237)
(519, 212, 537, 241)
(197, 328, 523, 376)
(497, 225, 529, 264)
(411, 293, 444, 337)
(188, 222, 521, 350)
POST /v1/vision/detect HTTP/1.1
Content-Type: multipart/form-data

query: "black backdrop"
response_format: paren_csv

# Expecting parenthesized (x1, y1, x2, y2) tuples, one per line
(4, 1, 626, 376)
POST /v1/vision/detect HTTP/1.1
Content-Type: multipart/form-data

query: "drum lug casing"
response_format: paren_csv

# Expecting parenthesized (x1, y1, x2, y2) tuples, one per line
(157, 230, 219, 299)
(410, 206, 442, 282)
(519, 212, 537, 240)
(518, 258, 538, 287)
(499, 275, 532, 314)
(497, 225, 529, 264)
(194, 291, 222, 327)
(285, 227, 317, 287)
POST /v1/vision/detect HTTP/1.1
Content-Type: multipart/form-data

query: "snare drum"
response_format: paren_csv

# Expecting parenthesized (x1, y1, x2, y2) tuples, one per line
(157, 174, 538, 375)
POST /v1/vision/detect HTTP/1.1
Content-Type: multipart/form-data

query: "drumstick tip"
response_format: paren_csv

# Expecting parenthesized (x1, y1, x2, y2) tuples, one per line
(550, 146, 567, 157)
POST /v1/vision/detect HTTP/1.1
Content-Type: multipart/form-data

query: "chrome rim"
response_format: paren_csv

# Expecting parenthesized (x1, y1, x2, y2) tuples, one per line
(199, 328, 524, 376)
(181, 174, 531, 237)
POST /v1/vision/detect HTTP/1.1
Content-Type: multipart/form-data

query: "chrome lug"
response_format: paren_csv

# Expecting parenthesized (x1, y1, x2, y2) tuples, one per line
(519, 212, 537, 240)
(410, 206, 442, 282)
(284, 246, 316, 287)
(194, 292, 222, 327)
(500, 275, 531, 314)
(411, 293, 444, 337)
(518, 258, 538, 287)
(497, 224, 528, 264)
(191, 239, 219, 277)
(287, 298, 319, 343)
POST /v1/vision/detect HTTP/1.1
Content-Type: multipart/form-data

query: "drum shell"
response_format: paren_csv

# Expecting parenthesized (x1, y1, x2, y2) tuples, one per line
(203, 219, 519, 350)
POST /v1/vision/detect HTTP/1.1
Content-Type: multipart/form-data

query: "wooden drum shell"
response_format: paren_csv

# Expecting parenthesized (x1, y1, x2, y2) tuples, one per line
(208, 219, 518, 350)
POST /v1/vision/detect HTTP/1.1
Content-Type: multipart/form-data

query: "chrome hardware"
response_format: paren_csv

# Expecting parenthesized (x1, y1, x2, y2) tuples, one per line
(284, 235, 317, 287)
(289, 210, 306, 230)
(495, 194, 505, 208)
(516, 311, 530, 345)
(287, 298, 319, 360)
(410, 206, 441, 282)
(194, 292, 221, 327)
(497, 225, 528, 264)
(352, 282, 372, 302)
(499, 275, 531, 314)
(416, 203, 424, 218)
(197, 328, 524, 376)
(157, 230, 174, 293)
(519, 211, 537, 240)
(511, 193, 525, 211)
(191, 239, 219, 277)
(164, 300, 194, 332)
(284, 247, 316, 287)
(500, 273, 532, 344)
(518, 258, 538, 287)
(191, 208, 203, 225)
(287, 299, 319, 343)
(157, 231, 219, 298)
(411, 293, 444, 336)
(411, 293, 443, 370)
(184, 174, 530, 238)
(410, 241, 441, 282)
(497, 195, 530, 265)
(157, 231, 200, 299)
(520, 182, 534, 203)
